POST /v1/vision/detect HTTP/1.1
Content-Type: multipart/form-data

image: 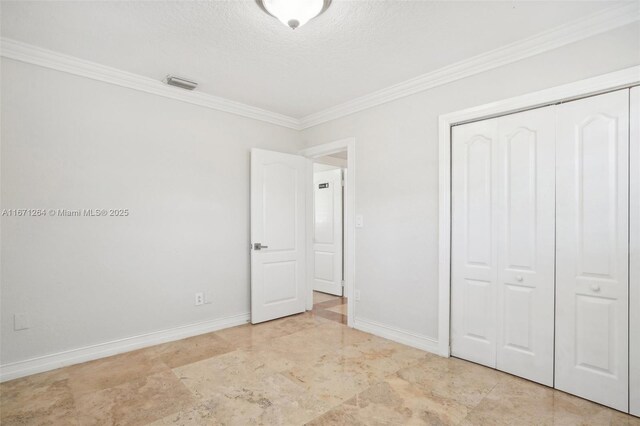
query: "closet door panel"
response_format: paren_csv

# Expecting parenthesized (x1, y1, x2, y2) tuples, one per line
(451, 119, 499, 368)
(631, 86, 640, 418)
(496, 106, 555, 386)
(555, 89, 629, 411)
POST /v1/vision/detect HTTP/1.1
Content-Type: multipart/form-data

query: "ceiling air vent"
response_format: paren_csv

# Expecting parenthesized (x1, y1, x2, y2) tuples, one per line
(164, 75, 198, 91)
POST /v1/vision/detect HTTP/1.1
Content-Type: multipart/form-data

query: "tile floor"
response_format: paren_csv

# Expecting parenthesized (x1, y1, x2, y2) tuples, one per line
(1, 296, 639, 425)
(311, 291, 348, 324)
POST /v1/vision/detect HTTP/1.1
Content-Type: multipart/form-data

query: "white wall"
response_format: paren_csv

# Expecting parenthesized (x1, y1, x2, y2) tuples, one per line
(0, 58, 300, 366)
(300, 23, 640, 347)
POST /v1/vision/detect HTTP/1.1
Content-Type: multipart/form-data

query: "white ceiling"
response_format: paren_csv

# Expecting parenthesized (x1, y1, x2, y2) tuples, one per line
(1, 1, 625, 118)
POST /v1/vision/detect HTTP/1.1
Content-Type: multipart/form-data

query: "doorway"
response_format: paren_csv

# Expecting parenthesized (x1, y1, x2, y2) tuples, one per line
(311, 155, 347, 323)
(249, 138, 355, 327)
(300, 138, 356, 327)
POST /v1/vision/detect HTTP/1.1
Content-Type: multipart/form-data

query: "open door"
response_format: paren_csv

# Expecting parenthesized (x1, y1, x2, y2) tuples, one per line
(251, 148, 307, 324)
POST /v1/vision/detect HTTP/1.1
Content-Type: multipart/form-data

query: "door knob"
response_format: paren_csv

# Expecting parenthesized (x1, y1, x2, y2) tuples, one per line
(516, 275, 523, 282)
(253, 243, 269, 250)
(591, 284, 601, 292)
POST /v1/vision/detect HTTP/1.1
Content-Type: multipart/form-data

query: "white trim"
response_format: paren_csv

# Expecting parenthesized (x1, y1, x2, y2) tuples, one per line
(0, 312, 249, 382)
(0, 38, 301, 130)
(438, 66, 640, 358)
(354, 318, 440, 355)
(300, 138, 356, 327)
(300, 3, 639, 129)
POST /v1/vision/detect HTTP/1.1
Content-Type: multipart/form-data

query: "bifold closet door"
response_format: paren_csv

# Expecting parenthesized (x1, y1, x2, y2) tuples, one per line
(631, 86, 639, 417)
(495, 107, 555, 386)
(451, 119, 499, 368)
(555, 89, 629, 412)
(451, 107, 555, 385)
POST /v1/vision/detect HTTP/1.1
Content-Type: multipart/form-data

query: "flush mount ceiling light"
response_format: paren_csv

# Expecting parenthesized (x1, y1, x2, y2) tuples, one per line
(257, 0, 331, 30)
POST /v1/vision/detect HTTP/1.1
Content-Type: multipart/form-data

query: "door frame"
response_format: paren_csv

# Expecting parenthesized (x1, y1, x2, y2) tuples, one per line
(300, 137, 356, 327)
(438, 66, 640, 357)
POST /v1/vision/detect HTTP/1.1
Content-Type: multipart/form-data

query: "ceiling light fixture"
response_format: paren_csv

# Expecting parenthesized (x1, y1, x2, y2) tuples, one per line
(257, 0, 331, 30)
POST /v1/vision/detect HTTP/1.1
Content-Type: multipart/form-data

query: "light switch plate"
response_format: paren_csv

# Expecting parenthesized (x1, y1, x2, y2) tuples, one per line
(355, 214, 364, 228)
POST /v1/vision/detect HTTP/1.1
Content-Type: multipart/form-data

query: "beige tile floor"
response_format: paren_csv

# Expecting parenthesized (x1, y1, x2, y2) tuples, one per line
(2, 308, 639, 425)
(312, 291, 347, 324)
(313, 292, 339, 304)
(325, 304, 348, 316)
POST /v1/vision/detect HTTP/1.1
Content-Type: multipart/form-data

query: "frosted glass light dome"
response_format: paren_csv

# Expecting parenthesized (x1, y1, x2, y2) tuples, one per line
(258, 0, 331, 29)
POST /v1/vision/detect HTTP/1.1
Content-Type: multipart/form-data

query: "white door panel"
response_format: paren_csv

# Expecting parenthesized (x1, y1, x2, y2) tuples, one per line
(451, 118, 499, 368)
(630, 86, 640, 417)
(313, 169, 343, 296)
(555, 90, 629, 411)
(496, 107, 555, 386)
(251, 149, 307, 324)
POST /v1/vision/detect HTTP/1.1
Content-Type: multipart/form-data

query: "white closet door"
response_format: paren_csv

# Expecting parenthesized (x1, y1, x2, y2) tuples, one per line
(451, 118, 499, 368)
(555, 89, 629, 411)
(631, 86, 640, 417)
(495, 107, 555, 386)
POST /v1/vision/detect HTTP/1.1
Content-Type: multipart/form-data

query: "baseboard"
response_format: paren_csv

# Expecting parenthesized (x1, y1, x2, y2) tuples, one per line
(0, 312, 250, 382)
(354, 317, 443, 356)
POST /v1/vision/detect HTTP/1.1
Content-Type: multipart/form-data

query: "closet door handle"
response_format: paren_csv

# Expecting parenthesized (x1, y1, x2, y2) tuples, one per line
(590, 284, 601, 292)
(516, 275, 524, 282)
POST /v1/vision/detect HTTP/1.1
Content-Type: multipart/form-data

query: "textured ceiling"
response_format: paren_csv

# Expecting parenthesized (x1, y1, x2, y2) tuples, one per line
(1, 1, 623, 118)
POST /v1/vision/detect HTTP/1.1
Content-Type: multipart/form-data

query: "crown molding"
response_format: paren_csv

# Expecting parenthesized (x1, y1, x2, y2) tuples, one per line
(0, 38, 302, 130)
(299, 2, 640, 129)
(1, 2, 637, 131)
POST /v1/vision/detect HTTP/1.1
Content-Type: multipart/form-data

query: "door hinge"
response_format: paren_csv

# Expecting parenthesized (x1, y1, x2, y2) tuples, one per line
(341, 280, 345, 287)
(341, 180, 345, 187)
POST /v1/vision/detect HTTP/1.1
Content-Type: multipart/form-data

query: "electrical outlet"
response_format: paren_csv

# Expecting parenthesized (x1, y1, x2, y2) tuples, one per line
(195, 292, 204, 306)
(355, 215, 364, 228)
(354, 290, 361, 301)
(14, 313, 30, 331)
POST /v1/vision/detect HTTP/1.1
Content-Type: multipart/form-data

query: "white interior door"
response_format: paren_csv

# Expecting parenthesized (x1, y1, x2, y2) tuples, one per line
(630, 86, 640, 417)
(555, 89, 629, 411)
(251, 148, 307, 324)
(313, 168, 343, 296)
(451, 118, 499, 368)
(495, 106, 555, 386)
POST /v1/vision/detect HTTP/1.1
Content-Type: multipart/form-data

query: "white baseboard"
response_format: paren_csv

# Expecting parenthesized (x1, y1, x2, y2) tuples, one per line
(0, 312, 250, 382)
(354, 317, 444, 356)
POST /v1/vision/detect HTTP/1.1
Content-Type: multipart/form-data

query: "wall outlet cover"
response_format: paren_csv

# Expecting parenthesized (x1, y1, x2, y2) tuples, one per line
(195, 292, 204, 306)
